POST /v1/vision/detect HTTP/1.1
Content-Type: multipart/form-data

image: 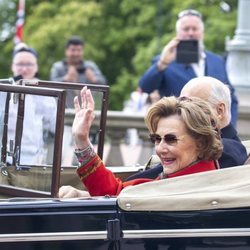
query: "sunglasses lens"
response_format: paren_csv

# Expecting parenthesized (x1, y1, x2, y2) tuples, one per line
(164, 134, 178, 145)
(150, 134, 179, 145)
(150, 134, 161, 144)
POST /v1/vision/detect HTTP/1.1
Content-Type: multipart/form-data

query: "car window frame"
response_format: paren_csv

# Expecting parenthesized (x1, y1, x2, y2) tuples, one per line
(0, 80, 109, 198)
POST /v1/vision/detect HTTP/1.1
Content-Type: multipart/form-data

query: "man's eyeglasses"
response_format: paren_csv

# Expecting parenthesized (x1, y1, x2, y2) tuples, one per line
(149, 134, 185, 146)
(14, 63, 36, 68)
(178, 9, 202, 19)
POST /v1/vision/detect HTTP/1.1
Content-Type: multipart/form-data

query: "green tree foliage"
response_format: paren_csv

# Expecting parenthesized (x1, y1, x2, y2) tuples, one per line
(0, 0, 16, 78)
(0, 0, 238, 110)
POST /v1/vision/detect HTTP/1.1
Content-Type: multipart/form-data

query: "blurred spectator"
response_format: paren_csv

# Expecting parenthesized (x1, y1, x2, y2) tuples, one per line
(5, 43, 57, 165)
(50, 36, 107, 164)
(123, 89, 160, 145)
(50, 35, 106, 108)
(139, 9, 238, 126)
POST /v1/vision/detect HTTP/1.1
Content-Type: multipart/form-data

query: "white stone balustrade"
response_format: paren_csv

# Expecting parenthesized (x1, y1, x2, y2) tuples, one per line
(64, 106, 250, 166)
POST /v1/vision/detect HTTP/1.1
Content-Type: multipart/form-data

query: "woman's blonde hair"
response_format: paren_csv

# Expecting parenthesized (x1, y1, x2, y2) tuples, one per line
(145, 96, 223, 161)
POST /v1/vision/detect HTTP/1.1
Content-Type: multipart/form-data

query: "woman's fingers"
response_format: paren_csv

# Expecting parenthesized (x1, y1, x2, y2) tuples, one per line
(72, 86, 95, 149)
(74, 96, 80, 113)
(86, 88, 95, 110)
(58, 185, 90, 198)
(80, 86, 87, 109)
(77, 86, 95, 110)
(58, 185, 78, 198)
(74, 86, 95, 113)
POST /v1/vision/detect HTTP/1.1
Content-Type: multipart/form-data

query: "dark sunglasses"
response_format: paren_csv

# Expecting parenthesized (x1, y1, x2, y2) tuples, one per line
(149, 134, 185, 146)
(178, 9, 202, 19)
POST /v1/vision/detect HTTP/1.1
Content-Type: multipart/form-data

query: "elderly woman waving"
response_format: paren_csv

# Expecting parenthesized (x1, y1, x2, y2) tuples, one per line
(59, 87, 222, 198)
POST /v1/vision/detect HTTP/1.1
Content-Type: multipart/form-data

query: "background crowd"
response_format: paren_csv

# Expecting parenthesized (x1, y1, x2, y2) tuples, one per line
(0, 0, 239, 110)
(0, 0, 245, 169)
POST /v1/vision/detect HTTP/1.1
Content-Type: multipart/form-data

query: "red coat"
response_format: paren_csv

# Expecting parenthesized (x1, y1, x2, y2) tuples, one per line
(77, 155, 217, 196)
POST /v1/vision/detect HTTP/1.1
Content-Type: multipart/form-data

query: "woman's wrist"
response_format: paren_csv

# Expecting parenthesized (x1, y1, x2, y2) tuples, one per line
(74, 143, 96, 167)
(74, 136, 91, 151)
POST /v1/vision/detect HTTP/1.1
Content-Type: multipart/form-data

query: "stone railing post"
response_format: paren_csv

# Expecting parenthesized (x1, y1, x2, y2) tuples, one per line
(104, 111, 146, 166)
(64, 109, 250, 166)
(137, 130, 155, 165)
(105, 128, 126, 166)
(226, 0, 250, 109)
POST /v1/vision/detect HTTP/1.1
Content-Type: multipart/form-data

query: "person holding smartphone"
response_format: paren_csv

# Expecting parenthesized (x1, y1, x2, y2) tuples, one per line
(139, 9, 238, 126)
(50, 36, 107, 108)
(50, 36, 107, 165)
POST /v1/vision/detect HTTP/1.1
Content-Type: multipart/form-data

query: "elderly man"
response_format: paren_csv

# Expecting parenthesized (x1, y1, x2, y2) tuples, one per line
(139, 9, 238, 126)
(127, 76, 247, 181)
(180, 76, 247, 168)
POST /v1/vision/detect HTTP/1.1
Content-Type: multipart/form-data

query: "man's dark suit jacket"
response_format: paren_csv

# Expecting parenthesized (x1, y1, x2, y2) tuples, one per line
(220, 123, 247, 168)
(139, 51, 238, 126)
(126, 123, 247, 181)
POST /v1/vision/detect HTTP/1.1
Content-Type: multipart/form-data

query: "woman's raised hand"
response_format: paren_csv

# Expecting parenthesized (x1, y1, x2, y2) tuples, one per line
(72, 86, 95, 150)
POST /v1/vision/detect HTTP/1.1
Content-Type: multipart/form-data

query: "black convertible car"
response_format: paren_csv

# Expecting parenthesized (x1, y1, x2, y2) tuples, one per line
(0, 80, 250, 250)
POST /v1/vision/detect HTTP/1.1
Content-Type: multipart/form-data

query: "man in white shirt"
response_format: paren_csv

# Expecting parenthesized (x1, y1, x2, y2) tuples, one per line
(6, 44, 57, 165)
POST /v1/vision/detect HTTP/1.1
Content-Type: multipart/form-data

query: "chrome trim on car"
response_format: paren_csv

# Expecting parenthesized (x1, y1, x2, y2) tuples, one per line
(0, 231, 107, 242)
(123, 228, 250, 238)
(1, 228, 250, 242)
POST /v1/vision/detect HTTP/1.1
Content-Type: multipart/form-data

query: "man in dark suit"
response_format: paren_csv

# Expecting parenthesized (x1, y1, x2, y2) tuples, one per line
(181, 76, 247, 168)
(139, 9, 238, 126)
(127, 76, 247, 181)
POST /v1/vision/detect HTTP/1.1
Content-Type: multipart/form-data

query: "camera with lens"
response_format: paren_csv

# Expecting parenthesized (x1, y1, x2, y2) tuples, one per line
(77, 65, 86, 73)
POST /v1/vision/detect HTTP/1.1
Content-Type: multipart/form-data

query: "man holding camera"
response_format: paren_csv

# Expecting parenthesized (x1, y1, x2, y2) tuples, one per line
(50, 36, 106, 108)
(50, 36, 106, 164)
(139, 9, 238, 126)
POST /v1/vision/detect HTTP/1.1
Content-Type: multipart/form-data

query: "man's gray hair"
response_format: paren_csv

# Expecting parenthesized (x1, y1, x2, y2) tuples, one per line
(175, 15, 204, 33)
(209, 81, 231, 123)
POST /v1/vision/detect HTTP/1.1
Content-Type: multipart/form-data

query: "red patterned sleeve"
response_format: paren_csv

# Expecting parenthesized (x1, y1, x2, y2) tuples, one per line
(76, 154, 123, 196)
